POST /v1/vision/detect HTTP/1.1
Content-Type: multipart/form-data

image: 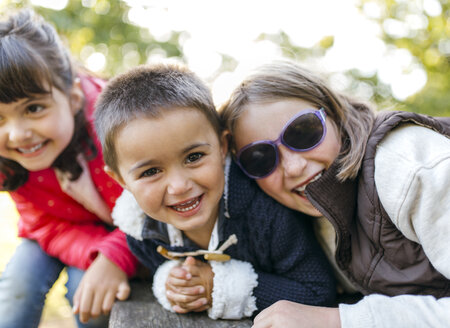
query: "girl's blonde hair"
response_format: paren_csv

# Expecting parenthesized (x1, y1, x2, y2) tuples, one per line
(219, 60, 376, 181)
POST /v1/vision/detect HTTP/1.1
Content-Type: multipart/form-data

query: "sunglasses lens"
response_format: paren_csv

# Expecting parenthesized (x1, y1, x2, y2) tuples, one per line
(283, 113, 324, 150)
(238, 143, 277, 178)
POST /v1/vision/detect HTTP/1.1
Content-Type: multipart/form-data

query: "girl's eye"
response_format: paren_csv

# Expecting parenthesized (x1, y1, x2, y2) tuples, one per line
(26, 104, 45, 114)
(140, 167, 161, 178)
(186, 152, 204, 164)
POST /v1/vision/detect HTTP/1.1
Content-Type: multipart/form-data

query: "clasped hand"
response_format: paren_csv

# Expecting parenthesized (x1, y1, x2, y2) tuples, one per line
(165, 256, 214, 313)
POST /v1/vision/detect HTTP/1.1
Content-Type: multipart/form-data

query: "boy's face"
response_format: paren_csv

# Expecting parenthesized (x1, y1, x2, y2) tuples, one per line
(110, 108, 227, 243)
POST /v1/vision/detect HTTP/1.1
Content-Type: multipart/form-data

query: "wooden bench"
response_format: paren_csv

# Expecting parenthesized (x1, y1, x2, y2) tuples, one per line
(110, 280, 253, 328)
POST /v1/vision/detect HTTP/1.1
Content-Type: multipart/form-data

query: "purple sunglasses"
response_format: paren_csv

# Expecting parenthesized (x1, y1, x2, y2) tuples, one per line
(236, 108, 327, 179)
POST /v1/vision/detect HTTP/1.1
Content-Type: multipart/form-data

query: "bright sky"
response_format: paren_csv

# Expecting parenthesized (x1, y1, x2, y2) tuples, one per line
(30, 0, 438, 104)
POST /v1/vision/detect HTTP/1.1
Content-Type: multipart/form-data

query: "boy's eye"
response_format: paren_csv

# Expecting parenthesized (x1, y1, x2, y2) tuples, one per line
(140, 167, 161, 178)
(186, 152, 204, 164)
(26, 104, 45, 114)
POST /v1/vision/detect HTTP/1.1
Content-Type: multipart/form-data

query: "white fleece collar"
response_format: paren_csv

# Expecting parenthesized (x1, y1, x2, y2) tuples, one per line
(166, 219, 220, 251)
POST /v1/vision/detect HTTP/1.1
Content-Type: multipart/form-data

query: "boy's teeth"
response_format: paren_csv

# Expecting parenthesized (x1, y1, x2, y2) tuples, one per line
(18, 142, 44, 153)
(172, 197, 200, 212)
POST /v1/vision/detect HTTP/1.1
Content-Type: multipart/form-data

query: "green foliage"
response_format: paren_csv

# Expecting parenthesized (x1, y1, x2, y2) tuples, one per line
(258, 31, 334, 60)
(358, 0, 450, 115)
(1, 0, 448, 116)
(46, 0, 183, 77)
(256, 0, 450, 116)
(1, 0, 182, 78)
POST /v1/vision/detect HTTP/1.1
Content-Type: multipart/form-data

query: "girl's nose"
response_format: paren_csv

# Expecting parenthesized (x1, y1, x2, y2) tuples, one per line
(279, 146, 307, 178)
(7, 121, 32, 143)
(167, 170, 192, 195)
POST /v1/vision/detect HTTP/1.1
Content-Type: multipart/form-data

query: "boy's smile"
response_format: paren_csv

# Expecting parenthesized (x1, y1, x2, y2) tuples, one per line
(168, 194, 203, 215)
(111, 108, 227, 247)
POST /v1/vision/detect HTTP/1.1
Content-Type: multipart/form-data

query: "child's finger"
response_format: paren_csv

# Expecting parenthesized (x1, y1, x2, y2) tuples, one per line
(169, 265, 192, 280)
(192, 304, 210, 312)
(182, 256, 197, 267)
(166, 275, 191, 287)
(166, 290, 204, 305)
(171, 297, 209, 313)
(116, 281, 131, 301)
(72, 296, 80, 315)
(102, 290, 116, 315)
(78, 289, 95, 323)
(181, 258, 209, 277)
(72, 284, 82, 314)
(172, 304, 191, 314)
(166, 284, 205, 296)
(166, 274, 203, 287)
(90, 289, 106, 319)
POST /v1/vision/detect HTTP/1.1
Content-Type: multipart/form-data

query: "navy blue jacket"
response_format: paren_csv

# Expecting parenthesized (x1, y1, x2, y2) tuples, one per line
(127, 160, 336, 311)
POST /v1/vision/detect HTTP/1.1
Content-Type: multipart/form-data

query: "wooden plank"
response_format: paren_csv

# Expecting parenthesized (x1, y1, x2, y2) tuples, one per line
(110, 280, 253, 328)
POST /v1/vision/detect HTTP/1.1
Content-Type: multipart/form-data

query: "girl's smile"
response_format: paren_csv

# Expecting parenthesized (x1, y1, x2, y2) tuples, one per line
(292, 170, 323, 198)
(0, 85, 82, 171)
(14, 140, 49, 156)
(234, 99, 341, 217)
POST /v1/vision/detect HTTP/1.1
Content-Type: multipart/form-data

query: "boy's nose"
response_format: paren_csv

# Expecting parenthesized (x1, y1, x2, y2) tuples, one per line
(279, 146, 307, 178)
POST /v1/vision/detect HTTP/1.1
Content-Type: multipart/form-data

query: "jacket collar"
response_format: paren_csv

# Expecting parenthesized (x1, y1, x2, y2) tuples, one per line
(306, 158, 357, 264)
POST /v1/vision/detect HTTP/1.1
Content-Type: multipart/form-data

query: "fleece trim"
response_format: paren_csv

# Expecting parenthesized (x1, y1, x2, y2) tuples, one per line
(111, 189, 146, 241)
(152, 260, 179, 312)
(208, 259, 258, 319)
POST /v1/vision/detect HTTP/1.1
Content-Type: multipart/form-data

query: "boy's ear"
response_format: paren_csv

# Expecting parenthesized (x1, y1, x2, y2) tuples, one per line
(104, 165, 127, 189)
(69, 78, 84, 115)
(220, 130, 230, 162)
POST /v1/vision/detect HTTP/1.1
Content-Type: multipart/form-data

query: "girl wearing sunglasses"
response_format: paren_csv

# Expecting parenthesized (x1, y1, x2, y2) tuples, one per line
(220, 60, 450, 328)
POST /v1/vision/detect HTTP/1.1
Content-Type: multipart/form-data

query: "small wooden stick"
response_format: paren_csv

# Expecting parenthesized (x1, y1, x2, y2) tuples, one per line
(157, 245, 180, 261)
(203, 253, 231, 262)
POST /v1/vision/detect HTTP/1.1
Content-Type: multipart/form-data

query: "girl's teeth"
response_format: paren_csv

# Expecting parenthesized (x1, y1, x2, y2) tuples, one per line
(296, 185, 306, 192)
(18, 143, 44, 154)
(173, 198, 200, 212)
(311, 172, 323, 182)
(294, 172, 323, 192)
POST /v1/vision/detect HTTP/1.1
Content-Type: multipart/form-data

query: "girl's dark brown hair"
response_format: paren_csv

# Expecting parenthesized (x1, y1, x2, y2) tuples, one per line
(0, 9, 96, 190)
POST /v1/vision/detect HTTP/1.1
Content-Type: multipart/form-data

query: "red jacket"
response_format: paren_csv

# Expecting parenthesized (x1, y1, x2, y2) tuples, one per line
(9, 75, 138, 277)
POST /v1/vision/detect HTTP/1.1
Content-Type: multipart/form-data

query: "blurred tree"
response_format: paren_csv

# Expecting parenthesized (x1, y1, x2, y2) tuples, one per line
(357, 0, 450, 116)
(1, 0, 448, 116)
(256, 0, 449, 116)
(0, 0, 183, 78)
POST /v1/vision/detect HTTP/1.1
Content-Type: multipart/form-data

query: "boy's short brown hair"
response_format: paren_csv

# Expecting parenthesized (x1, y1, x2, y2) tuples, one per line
(95, 63, 222, 175)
